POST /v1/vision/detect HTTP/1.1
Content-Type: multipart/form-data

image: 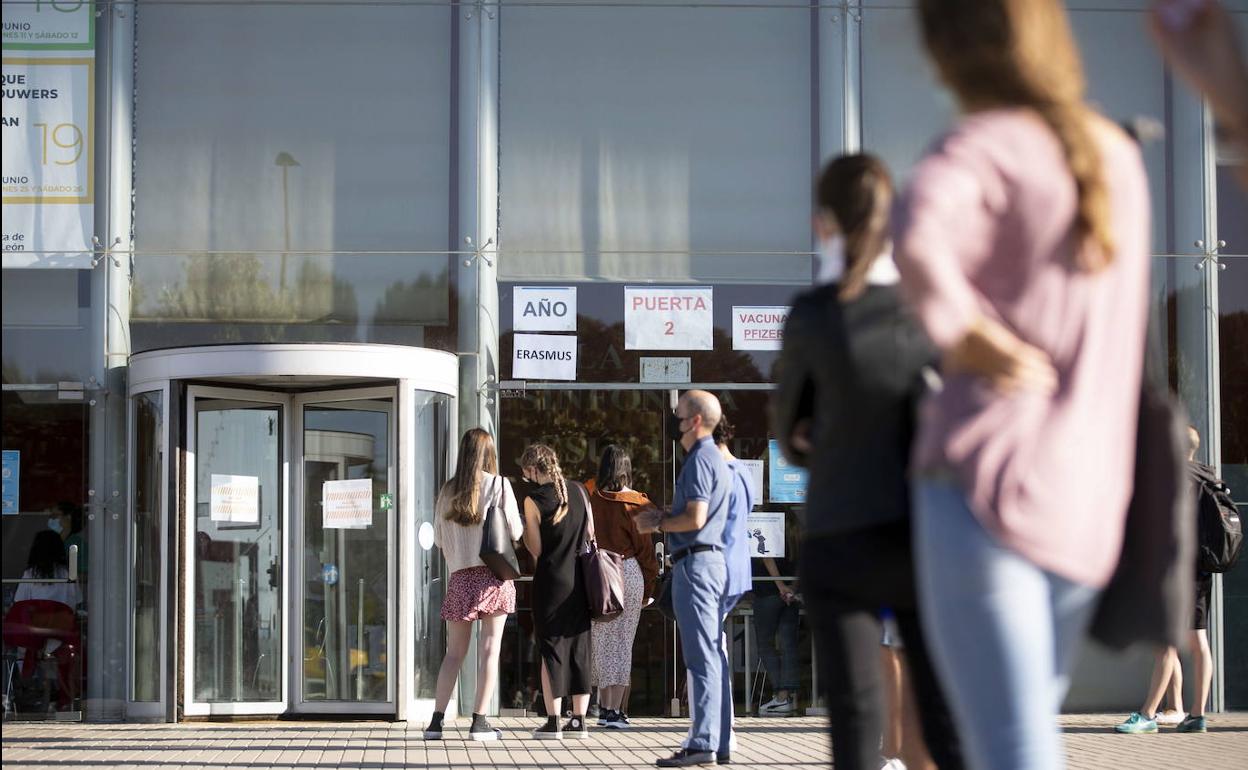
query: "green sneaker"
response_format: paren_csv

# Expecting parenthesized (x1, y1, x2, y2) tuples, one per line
(1115, 712, 1159, 734)
(1176, 715, 1207, 733)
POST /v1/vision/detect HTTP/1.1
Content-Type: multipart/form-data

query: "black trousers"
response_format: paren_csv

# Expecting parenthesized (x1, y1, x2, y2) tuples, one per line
(801, 522, 964, 770)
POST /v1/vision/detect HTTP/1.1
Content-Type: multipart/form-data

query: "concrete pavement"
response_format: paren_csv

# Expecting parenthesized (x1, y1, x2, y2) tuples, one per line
(2, 714, 1246, 769)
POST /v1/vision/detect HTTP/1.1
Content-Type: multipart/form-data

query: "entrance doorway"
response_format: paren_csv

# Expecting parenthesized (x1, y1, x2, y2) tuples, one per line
(125, 344, 456, 721)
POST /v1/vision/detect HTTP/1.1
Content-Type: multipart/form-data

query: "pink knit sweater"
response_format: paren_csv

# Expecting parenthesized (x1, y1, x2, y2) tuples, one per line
(895, 108, 1151, 587)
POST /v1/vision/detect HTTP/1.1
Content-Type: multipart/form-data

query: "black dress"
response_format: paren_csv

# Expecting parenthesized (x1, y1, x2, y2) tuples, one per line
(531, 481, 592, 697)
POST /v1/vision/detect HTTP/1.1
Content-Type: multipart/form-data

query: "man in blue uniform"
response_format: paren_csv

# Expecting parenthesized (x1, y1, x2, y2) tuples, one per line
(636, 390, 732, 767)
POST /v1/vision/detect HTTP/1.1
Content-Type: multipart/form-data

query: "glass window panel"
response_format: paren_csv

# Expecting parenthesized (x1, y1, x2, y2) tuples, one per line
(413, 393, 449, 701)
(301, 400, 391, 703)
(131, 391, 163, 702)
(1, 269, 94, 384)
(499, 1, 812, 283)
(193, 400, 283, 703)
(132, 2, 453, 341)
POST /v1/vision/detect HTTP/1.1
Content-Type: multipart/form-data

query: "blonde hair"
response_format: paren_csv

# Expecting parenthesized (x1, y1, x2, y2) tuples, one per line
(918, 0, 1114, 271)
(519, 443, 570, 525)
(442, 428, 499, 526)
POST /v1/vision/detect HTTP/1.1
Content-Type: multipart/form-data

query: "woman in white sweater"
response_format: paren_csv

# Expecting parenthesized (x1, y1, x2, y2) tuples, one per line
(424, 428, 522, 741)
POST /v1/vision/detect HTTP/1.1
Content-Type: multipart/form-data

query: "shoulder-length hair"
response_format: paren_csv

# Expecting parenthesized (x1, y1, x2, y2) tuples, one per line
(595, 444, 633, 493)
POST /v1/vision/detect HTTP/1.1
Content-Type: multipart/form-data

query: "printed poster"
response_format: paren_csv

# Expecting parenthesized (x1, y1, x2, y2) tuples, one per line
(512, 333, 577, 381)
(2, 2, 96, 51)
(768, 439, 808, 504)
(513, 286, 577, 332)
(624, 286, 713, 351)
(210, 474, 259, 524)
(323, 478, 373, 529)
(746, 511, 785, 558)
(2, 449, 19, 515)
(738, 459, 763, 509)
(2, 57, 95, 267)
(732, 306, 788, 351)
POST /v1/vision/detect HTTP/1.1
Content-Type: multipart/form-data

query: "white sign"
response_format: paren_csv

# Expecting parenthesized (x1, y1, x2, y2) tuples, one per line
(210, 474, 259, 524)
(323, 478, 373, 530)
(624, 286, 713, 351)
(745, 511, 785, 558)
(739, 459, 764, 508)
(512, 333, 577, 381)
(732, 306, 789, 351)
(514, 286, 577, 332)
(2, 57, 95, 267)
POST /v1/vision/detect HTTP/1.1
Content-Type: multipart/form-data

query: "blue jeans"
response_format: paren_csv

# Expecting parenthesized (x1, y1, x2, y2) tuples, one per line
(914, 479, 1100, 770)
(673, 550, 731, 754)
(753, 593, 800, 692)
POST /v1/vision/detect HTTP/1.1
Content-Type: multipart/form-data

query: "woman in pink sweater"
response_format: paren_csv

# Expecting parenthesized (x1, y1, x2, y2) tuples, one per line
(894, 2, 1150, 768)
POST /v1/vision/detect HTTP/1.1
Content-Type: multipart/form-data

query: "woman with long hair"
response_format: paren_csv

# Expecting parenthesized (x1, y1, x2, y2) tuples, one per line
(520, 443, 594, 740)
(774, 153, 962, 770)
(587, 444, 658, 729)
(895, 2, 1151, 767)
(424, 428, 522, 741)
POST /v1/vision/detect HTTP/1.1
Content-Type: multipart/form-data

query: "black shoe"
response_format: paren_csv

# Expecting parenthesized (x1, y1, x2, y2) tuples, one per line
(423, 712, 445, 740)
(602, 709, 629, 729)
(532, 717, 563, 740)
(468, 714, 501, 741)
(656, 749, 717, 767)
(717, 753, 731, 765)
(618, 711, 632, 726)
(563, 715, 589, 740)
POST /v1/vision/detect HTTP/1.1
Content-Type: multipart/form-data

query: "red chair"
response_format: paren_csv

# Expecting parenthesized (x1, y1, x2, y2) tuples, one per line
(3, 600, 81, 711)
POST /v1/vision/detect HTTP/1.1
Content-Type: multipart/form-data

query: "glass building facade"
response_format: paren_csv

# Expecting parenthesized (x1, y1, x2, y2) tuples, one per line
(1, 0, 1245, 721)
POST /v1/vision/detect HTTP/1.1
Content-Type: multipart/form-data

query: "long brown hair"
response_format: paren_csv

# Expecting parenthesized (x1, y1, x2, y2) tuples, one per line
(815, 154, 894, 301)
(918, 0, 1114, 271)
(520, 443, 570, 524)
(442, 428, 499, 526)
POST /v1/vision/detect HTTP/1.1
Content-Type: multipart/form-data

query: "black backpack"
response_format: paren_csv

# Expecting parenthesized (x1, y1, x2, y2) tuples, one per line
(1191, 463, 1243, 574)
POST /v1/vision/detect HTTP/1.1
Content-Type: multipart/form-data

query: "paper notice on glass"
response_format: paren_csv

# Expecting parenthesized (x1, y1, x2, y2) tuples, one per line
(514, 286, 577, 332)
(746, 511, 785, 558)
(512, 333, 578, 381)
(210, 474, 259, 523)
(732, 306, 789, 350)
(768, 439, 808, 503)
(624, 286, 713, 350)
(738, 459, 764, 509)
(323, 478, 373, 529)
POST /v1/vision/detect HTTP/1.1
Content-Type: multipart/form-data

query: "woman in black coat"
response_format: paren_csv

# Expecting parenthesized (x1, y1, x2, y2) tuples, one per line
(772, 154, 962, 770)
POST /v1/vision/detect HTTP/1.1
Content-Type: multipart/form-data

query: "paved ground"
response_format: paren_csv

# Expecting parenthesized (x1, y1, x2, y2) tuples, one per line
(2, 713, 1246, 769)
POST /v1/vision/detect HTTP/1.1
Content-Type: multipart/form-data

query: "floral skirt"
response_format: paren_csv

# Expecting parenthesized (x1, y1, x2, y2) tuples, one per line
(591, 557, 645, 687)
(441, 566, 516, 622)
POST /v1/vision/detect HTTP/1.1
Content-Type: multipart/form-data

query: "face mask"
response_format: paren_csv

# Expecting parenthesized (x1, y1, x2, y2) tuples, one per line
(47, 517, 64, 534)
(816, 235, 846, 285)
(666, 412, 686, 441)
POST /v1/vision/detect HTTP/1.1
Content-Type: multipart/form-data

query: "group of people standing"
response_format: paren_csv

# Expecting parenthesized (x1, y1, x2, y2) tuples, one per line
(418, 0, 1247, 767)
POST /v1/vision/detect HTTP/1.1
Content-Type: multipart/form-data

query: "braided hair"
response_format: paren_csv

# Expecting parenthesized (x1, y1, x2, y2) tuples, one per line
(520, 443, 570, 524)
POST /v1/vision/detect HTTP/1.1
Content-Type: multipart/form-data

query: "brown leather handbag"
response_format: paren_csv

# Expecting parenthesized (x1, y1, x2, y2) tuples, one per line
(575, 483, 626, 622)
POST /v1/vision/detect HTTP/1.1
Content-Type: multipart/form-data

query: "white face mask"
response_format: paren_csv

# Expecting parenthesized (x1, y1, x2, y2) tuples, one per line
(816, 236, 846, 285)
(47, 517, 64, 534)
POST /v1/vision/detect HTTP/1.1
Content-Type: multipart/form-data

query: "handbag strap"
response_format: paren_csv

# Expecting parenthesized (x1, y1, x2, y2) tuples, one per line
(575, 482, 596, 550)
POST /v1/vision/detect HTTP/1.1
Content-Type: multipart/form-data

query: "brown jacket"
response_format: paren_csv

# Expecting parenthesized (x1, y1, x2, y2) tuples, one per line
(590, 488, 660, 602)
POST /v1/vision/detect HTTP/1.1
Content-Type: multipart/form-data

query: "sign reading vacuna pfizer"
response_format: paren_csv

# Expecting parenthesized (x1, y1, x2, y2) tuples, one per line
(514, 286, 577, 332)
(768, 439, 808, 504)
(512, 333, 577, 381)
(732, 306, 788, 351)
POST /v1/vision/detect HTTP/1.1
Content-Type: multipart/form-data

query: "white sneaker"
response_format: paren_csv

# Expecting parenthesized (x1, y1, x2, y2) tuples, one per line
(761, 697, 794, 715)
(879, 758, 908, 770)
(1156, 710, 1186, 725)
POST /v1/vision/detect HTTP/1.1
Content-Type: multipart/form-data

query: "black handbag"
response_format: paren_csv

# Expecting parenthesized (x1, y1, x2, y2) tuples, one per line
(479, 475, 522, 581)
(575, 483, 627, 623)
(653, 567, 678, 622)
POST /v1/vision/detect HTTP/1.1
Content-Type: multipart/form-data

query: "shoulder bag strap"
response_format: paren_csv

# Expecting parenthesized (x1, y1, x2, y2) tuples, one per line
(575, 482, 596, 549)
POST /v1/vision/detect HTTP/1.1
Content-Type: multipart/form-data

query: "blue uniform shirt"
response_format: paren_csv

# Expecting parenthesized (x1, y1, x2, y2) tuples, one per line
(667, 435, 731, 553)
(723, 459, 757, 604)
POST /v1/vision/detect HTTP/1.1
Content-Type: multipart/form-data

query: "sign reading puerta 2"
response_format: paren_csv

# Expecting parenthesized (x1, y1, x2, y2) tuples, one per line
(2, 1, 96, 268)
